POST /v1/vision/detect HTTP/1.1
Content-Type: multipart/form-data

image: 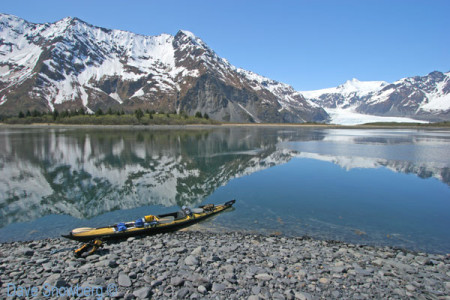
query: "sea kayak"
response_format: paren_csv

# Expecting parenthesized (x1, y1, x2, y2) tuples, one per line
(62, 200, 235, 242)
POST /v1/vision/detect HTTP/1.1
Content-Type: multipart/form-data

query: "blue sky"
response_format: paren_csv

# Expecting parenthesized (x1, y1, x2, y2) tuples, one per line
(2, 0, 449, 90)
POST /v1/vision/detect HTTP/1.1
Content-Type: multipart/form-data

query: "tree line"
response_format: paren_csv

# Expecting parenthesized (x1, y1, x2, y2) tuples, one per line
(1, 108, 214, 125)
(13, 108, 210, 120)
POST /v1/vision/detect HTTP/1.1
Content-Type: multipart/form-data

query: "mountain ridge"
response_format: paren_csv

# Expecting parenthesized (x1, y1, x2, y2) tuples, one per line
(0, 13, 328, 123)
(302, 71, 450, 122)
(1, 13, 448, 123)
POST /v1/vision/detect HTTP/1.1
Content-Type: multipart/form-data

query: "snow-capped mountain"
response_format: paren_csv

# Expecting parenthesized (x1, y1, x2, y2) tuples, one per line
(302, 78, 388, 109)
(302, 71, 450, 123)
(359, 71, 450, 121)
(0, 13, 328, 123)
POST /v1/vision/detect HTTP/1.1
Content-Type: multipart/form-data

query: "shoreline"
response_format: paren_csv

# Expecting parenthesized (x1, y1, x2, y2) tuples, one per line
(1, 122, 450, 130)
(1, 230, 449, 299)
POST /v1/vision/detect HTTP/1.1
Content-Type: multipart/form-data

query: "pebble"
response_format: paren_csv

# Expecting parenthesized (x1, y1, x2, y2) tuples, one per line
(20, 247, 34, 256)
(184, 255, 199, 266)
(118, 273, 132, 287)
(133, 286, 151, 299)
(295, 291, 312, 300)
(319, 277, 329, 284)
(331, 290, 340, 297)
(108, 260, 118, 268)
(198, 285, 207, 294)
(170, 276, 185, 287)
(255, 273, 272, 281)
(0, 231, 448, 299)
(405, 284, 416, 292)
(212, 282, 226, 292)
(176, 287, 190, 299)
(191, 246, 205, 256)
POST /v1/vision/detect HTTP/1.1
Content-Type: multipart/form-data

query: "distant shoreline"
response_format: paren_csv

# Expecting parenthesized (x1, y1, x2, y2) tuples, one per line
(0, 122, 449, 130)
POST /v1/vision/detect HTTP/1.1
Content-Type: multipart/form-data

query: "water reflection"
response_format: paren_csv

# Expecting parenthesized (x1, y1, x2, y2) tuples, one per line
(0, 127, 449, 250)
(0, 127, 321, 228)
(281, 129, 450, 184)
(300, 152, 449, 183)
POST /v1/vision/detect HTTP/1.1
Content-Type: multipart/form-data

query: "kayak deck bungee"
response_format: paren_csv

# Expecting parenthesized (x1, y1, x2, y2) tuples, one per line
(62, 200, 235, 242)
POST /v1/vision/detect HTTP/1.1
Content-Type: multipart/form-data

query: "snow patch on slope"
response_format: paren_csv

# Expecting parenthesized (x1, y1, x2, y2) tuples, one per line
(131, 89, 144, 98)
(421, 77, 450, 111)
(0, 95, 7, 105)
(237, 103, 260, 123)
(237, 68, 309, 113)
(109, 92, 123, 103)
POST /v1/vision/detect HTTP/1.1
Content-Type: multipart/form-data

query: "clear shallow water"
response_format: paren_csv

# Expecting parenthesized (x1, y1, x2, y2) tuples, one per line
(0, 127, 449, 253)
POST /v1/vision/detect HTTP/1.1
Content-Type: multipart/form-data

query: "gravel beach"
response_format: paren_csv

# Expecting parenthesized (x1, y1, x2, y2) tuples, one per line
(1, 231, 449, 299)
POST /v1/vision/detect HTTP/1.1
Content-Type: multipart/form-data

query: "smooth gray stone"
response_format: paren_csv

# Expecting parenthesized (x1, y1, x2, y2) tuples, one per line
(185, 255, 199, 266)
(294, 291, 312, 300)
(133, 286, 151, 299)
(170, 276, 185, 287)
(255, 273, 272, 281)
(108, 260, 118, 268)
(177, 287, 190, 299)
(118, 273, 132, 287)
(191, 246, 205, 256)
(212, 282, 226, 292)
(197, 285, 207, 294)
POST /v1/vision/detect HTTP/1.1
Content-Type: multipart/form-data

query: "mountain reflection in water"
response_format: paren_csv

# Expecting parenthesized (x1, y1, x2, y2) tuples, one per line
(0, 127, 316, 227)
(0, 127, 449, 252)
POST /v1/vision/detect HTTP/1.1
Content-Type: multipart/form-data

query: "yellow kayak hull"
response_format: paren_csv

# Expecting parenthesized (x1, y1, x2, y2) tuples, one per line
(62, 200, 235, 242)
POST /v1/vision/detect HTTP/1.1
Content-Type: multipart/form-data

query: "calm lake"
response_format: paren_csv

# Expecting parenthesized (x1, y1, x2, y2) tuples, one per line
(0, 126, 449, 253)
